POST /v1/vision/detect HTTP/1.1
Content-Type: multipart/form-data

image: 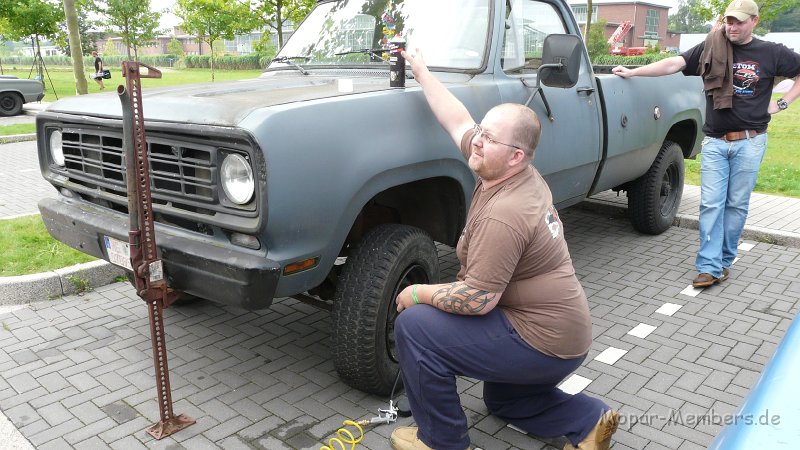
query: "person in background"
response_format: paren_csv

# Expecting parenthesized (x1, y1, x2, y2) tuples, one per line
(612, 0, 800, 288)
(92, 50, 105, 90)
(389, 48, 619, 450)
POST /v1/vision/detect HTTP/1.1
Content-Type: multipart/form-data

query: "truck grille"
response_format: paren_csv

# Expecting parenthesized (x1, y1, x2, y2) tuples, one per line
(62, 130, 215, 202)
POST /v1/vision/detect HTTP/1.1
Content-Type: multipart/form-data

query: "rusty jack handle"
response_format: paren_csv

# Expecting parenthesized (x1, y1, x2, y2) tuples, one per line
(117, 61, 194, 440)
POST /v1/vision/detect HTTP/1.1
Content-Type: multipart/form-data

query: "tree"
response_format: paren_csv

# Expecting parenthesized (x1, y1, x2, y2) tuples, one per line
(583, 0, 594, 43)
(586, 19, 609, 61)
(97, 0, 162, 60)
(764, 5, 800, 31)
(252, 0, 314, 49)
(166, 38, 185, 57)
(62, 0, 88, 95)
(668, 0, 712, 33)
(103, 38, 120, 55)
(175, 0, 258, 81)
(689, 0, 795, 27)
(0, 0, 64, 87)
(53, 0, 103, 57)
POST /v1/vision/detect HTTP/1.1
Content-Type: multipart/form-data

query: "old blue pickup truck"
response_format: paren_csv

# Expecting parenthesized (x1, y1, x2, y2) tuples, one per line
(36, 0, 704, 394)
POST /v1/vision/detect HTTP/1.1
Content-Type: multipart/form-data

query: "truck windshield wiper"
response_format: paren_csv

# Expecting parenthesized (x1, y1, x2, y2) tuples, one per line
(335, 48, 389, 61)
(271, 56, 310, 75)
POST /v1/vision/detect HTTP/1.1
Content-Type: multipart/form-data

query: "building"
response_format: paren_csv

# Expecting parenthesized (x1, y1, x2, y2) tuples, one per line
(569, 0, 681, 52)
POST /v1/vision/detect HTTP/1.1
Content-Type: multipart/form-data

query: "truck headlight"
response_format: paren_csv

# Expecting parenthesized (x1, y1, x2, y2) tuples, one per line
(50, 130, 64, 166)
(220, 152, 254, 205)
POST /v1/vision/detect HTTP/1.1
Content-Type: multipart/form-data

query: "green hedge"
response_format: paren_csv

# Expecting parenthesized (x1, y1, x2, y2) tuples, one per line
(183, 54, 264, 70)
(591, 53, 674, 66)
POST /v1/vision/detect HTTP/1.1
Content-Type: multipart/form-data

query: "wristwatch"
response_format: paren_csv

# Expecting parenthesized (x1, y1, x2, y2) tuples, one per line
(777, 98, 789, 110)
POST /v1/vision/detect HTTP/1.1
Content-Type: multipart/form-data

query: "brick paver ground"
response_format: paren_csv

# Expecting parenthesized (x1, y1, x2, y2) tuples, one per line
(1, 208, 798, 449)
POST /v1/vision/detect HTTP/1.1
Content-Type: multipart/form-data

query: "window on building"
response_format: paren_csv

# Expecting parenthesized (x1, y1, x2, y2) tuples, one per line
(644, 9, 660, 46)
(571, 5, 597, 23)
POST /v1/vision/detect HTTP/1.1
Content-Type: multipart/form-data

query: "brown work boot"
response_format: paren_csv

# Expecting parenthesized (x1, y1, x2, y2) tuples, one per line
(390, 427, 433, 450)
(719, 268, 730, 282)
(564, 410, 619, 450)
(692, 272, 720, 288)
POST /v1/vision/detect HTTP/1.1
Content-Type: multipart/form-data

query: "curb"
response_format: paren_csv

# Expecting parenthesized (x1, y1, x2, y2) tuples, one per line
(0, 133, 36, 144)
(0, 260, 126, 306)
(578, 198, 800, 249)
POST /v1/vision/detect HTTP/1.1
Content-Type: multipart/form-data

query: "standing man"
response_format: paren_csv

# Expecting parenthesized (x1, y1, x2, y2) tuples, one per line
(612, 0, 800, 288)
(389, 49, 619, 450)
(91, 50, 105, 90)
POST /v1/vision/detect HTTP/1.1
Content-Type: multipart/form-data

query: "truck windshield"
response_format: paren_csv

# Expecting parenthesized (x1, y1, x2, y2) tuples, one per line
(271, 0, 490, 71)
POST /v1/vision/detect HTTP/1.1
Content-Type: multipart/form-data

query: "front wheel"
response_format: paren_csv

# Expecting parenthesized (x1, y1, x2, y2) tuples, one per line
(628, 140, 684, 234)
(332, 224, 439, 395)
(0, 93, 23, 117)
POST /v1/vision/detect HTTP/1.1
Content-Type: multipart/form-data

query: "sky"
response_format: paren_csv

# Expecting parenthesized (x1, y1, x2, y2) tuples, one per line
(150, 0, 179, 29)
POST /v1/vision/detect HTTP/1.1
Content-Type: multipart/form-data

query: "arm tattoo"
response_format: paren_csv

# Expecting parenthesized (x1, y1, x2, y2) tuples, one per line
(430, 281, 495, 315)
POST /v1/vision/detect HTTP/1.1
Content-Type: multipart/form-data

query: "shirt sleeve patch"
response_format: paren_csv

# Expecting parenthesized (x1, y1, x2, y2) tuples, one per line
(545, 206, 561, 239)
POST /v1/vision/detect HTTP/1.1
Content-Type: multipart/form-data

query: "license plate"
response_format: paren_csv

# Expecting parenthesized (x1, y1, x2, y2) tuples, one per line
(104, 235, 133, 271)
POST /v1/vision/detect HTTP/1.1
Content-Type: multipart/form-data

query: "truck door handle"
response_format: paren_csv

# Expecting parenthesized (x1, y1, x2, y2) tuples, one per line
(577, 87, 595, 95)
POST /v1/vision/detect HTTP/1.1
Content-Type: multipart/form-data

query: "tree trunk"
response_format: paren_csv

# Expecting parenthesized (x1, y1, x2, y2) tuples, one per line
(35, 35, 44, 89)
(276, 6, 284, 48)
(584, 0, 593, 41)
(209, 40, 215, 82)
(63, 0, 88, 95)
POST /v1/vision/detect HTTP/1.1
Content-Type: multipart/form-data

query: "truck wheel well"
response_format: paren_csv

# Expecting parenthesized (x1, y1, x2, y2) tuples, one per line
(344, 177, 466, 250)
(665, 119, 699, 158)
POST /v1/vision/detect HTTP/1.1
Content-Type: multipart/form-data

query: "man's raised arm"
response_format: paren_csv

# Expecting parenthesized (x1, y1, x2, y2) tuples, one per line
(402, 49, 474, 146)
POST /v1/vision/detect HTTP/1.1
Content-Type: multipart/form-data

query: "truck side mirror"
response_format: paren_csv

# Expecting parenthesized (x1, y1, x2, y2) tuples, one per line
(538, 34, 582, 88)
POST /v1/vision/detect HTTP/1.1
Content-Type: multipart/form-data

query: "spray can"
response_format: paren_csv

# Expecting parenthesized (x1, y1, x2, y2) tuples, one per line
(389, 35, 406, 88)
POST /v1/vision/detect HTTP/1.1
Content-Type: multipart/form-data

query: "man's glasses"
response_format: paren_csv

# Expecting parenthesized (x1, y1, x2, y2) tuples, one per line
(473, 123, 521, 150)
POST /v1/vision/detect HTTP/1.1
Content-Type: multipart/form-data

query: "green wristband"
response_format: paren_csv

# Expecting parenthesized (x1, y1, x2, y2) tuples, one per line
(412, 284, 420, 304)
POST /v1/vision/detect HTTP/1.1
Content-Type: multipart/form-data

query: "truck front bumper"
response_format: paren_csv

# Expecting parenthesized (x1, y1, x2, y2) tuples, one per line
(38, 197, 280, 310)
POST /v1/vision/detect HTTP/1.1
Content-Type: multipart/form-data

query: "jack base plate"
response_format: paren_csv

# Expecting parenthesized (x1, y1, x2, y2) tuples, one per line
(146, 414, 196, 439)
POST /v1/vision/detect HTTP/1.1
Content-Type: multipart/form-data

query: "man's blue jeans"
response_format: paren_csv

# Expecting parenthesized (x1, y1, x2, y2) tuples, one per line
(696, 133, 767, 277)
(395, 305, 607, 450)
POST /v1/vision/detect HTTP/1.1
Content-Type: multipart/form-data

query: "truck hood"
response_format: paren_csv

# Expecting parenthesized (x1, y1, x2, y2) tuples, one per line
(45, 75, 394, 126)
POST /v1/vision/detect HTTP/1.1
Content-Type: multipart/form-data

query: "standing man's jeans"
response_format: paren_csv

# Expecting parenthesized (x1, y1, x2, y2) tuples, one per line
(696, 134, 767, 277)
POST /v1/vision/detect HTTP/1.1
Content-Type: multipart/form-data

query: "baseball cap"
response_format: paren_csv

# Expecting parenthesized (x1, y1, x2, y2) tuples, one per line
(724, 0, 759, 21)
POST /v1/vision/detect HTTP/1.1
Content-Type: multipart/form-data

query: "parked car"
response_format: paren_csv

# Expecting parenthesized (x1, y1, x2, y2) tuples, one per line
(36, 0, 704, 395)
(0, 75, 44, 116)
(707, 312, 800, 449)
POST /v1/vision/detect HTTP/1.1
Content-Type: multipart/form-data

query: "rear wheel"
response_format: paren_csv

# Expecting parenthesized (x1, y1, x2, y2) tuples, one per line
(332, 224, 439, 395)
(0, 92, 23, 117)
(628, 140, 684, 234)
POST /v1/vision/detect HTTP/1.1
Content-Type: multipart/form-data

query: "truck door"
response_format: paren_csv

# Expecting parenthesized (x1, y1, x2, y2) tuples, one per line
(496, 0, 603, 207)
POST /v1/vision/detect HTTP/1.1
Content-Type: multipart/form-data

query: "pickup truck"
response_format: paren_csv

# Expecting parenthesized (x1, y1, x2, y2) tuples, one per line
(36, 0, 704, 395)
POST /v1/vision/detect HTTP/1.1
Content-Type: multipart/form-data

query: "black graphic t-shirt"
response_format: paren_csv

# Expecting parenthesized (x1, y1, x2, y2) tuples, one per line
(681, 38, 800, 136)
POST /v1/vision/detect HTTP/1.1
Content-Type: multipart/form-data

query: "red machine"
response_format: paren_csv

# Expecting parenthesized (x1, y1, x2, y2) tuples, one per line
(607, 20, 646, 56)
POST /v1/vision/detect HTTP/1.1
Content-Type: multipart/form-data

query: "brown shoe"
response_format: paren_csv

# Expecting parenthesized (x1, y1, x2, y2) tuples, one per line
(390, 427, 433, 450)
(719, 268, 730, 282)
(564, 410, 619, 450)
(692, 272, 720, 288)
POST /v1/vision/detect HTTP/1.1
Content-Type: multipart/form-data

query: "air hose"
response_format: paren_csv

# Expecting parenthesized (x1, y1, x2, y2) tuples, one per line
(320, 370, 405, 450)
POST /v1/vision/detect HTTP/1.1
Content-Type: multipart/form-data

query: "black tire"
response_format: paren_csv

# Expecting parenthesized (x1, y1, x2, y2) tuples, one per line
(628, 140, 684, 235)
(0, 92, 23, 117)
(332, 224, 439, 395)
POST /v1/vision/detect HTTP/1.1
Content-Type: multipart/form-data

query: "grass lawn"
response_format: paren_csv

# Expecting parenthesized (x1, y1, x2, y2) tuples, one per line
(684, 93, 800, 197)
(1, 66, 264, 101)
(0, 215, 96, 277)
(0, 123, 36, 136)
